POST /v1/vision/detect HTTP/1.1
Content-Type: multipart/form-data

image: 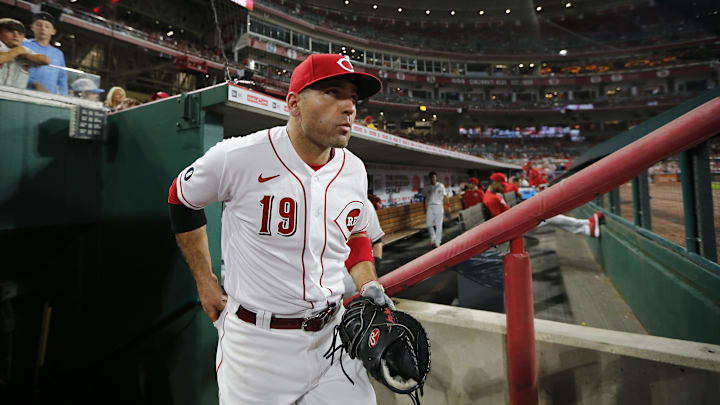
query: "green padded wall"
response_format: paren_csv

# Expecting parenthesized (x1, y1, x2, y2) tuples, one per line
(573, 205, 720, 345)
(1, 92, 226, 404)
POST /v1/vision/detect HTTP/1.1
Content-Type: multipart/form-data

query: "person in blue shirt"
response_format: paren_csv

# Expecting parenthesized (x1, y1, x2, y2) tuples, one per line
(23, 12, 67, 96)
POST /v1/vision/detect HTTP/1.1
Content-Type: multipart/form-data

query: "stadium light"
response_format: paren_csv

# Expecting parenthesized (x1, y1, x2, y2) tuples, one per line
(565, 2, 572, 7)
(379, 111, 384, 116)
(559, 49, 568, 56)
(519, 63, 524, 68)
(529, 63, 535, 67)
(344, 1, 349, 5)
(479, 10, 485, 15)
(506, 8, 511, 14)
(372, 4, 377, 9)
(70, 0, 77, 3)
(419, 105, 427, 111)
(167, 30, 174, 37)
(54, 41, 61, 47)
(397, 7, 403, 13)
(425, 10, 431, 15)
(536, 6, 542, 12)
(450, 10, 455, 16)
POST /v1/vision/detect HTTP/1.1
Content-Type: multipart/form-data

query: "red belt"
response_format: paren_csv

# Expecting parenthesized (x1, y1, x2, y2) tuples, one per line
(236, 304, 338, 332)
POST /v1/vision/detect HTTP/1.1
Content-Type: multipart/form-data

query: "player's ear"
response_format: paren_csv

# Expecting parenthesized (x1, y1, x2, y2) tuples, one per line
(286, 91, 302, 117)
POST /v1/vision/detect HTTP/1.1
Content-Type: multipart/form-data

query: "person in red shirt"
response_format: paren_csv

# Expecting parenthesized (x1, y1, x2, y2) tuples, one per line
(367, 192, 382, 210)
(483, 174, 511, 218)
(462, 177, 484, 208)
(524, 160, 547, 187)
(484, 173, 604, 236)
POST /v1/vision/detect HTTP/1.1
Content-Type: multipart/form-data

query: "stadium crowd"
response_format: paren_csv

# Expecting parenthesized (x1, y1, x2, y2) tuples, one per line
(262, 0, 711, 55)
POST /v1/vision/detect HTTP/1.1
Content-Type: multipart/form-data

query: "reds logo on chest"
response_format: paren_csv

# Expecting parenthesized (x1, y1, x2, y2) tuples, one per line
(334, 201, 365, 240)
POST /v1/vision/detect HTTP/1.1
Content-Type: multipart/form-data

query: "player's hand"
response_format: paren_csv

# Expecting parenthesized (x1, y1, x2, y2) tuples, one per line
(11, 46, 29, 59)
(197, 273, 227, 322)
(360, 280, 395, 310)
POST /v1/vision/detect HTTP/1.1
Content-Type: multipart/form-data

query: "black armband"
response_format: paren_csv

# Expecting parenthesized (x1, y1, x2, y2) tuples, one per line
(169, 203, 207, 233)
(373, 257, 382, 273)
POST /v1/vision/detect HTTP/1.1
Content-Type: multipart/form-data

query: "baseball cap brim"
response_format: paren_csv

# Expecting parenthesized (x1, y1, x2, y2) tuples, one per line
(300, 71, 382, 100)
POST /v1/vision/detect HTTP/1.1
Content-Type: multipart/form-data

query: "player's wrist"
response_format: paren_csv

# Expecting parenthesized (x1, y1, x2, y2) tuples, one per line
(196, 272, 220, 292)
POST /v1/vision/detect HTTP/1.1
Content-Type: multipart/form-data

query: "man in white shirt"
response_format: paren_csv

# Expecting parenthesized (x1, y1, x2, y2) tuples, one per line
(423, 171, 448, 248)
(0, 18, 49, 89)
(168, 54, 390, 404)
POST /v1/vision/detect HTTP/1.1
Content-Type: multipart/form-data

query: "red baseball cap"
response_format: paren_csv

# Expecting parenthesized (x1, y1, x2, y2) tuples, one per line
(151, 91, 169, 101)
(490, 173, 507, 183)
(289, 54, 382, 99)
(468, 177, 479, 185)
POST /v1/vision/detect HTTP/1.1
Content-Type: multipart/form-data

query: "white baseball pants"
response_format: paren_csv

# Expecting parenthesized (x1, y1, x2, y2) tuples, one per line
(214, 297, 376, 404)
(538, 214, 590, 236)
(426, 204, 444, 247)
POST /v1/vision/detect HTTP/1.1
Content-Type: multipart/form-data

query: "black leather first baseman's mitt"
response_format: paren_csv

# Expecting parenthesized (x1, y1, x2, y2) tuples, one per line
(336, 297, 431, 403)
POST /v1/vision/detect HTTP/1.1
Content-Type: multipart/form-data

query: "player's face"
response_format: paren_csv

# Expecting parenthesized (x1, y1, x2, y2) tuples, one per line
(430, 174, 437, 185)
(296, 79, 358, 149)
(31, 20, 55, 41)
(0, 29, 24, 48)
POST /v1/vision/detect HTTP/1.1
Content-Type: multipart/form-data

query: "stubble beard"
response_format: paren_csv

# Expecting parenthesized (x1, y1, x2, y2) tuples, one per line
(301, 119, 349, 150)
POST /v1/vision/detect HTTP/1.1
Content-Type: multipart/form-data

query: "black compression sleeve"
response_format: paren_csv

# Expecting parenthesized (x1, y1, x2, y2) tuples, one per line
(169, 203, 207, 233)
(373, 257, 382, 273)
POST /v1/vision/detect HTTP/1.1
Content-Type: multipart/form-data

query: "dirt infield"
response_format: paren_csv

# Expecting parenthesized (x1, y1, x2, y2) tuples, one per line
(617, 182, 720, 262)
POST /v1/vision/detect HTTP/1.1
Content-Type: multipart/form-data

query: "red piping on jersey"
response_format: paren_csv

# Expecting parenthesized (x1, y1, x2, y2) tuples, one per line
(268, 129, 313, 308)
(178, 173, 202, 209)
(319, 149, 346, 293)
(216, 311, 228, 374)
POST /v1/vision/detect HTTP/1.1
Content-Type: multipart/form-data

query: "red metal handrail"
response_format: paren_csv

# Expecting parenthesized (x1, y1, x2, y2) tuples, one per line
(379, 96, 720, 297)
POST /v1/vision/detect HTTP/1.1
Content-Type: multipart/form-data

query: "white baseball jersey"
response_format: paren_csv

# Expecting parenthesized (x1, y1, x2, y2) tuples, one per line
(366, 202, 384, 244)
(175, 126, 370, 317)
(424, 182, 447, 206)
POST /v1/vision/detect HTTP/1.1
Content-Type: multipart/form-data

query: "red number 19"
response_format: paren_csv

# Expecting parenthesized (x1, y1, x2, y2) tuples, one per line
(259, 195, 297, 237)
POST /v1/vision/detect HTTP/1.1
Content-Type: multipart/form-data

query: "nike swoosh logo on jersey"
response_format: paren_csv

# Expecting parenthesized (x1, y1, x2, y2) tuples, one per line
(258, 174, 280, 183)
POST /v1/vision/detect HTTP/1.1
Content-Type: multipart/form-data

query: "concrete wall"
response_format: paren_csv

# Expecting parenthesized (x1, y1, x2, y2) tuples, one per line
(372, 299, 720, 405)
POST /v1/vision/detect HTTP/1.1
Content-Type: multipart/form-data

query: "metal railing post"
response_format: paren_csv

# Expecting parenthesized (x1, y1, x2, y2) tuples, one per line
(679, 151, 699, 254)
(691, 141, 717, 262)
(504, 237, 538, 405)
(632, 171, 652, 230)
(608, 188, 621, 215)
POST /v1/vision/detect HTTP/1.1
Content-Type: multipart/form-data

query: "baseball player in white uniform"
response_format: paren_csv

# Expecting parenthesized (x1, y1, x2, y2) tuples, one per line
(167, 54, 394, 404)
(423, 171, 447, 248)
(539, 213, 603, 237)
